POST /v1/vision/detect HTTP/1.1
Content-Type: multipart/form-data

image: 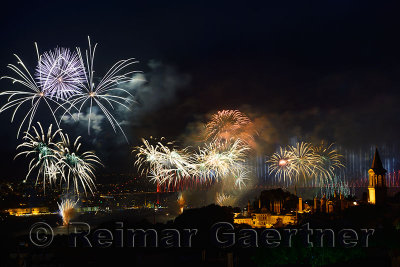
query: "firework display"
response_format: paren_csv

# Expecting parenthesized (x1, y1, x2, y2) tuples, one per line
(15, 122, 62, 192)
(267, 147, 297, 183)
(216, 192, 231, 206)
(57, 198, 78, 225)
(0, 44, 65, 137)
(135, 138, 250, 188)
(0, 37, 138, 139)
(133, 109, 257, 208)
(312, 143, 345, 184)
(35, 47, 85, 100)
(267, 142, 344, 186)
(14, 123, 102, 195)
(56, 132, 102, 195)
(61, 37, 138, 138)
(0, 39, 356, 227)
(194, 139, 250, 185)
(134, 138, 194, 185)
(0, 38, 137, 213)
(2, 6, 399, 267)
(289, 142, 319, 182)
(205, 110, 256, 146)
(318, 177, 354, 199)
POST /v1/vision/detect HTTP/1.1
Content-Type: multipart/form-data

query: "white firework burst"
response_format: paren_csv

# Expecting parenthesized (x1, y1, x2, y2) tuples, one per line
(0, 44, 70, 137)
(56, 132, 102, 195)
(15, 122, 62, 192)
(35, 47, 85, 100)
(61, 37, 139, 139)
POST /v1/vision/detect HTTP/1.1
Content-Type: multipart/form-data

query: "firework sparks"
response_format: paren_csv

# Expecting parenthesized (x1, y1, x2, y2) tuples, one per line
(0, 44, 69, 137)
(135, 138, 251, 188)
(288, 142, 319, 182)
(195, 142, 234, 179)
(319, 176, 353, 199)
(205, 110, 256, 146)
(267, 147, 297, 183)
(35, 47, 85, 100)
(57, 132, 102, 195)
(267, 142, 345, 186)
(1, 38, 141, 140)
(234, 168, 250, 189)
(134, 138, 194, 186)
(62, 37, 139, 139)
(312, 142, 345, 184)
(216, 192, 231, 206)
(15, 122, 62, 192)
(134, 137, 164, 176)
(194, 139, 250, 183)
(57, 198, 78, 225)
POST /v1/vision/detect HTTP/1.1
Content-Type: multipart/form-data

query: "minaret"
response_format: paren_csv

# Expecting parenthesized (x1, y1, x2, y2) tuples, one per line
(298, 197, 303, 213)
(368, 148, 387, 204)
(320, 194, 326, 213)
(313, 197, 319, 213)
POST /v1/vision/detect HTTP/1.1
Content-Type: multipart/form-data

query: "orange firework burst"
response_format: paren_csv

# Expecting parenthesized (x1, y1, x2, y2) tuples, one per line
(58, 198, 77, 226)
(205, 110, 256, 146)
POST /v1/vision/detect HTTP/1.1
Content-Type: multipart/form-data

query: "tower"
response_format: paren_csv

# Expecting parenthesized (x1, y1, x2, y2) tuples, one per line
(368, 148, 387, 204)
(298, 197, 303, 213)
(247, 200, 251, 216)
(320, 194, 326, 213)
(313, 197, 319, 213)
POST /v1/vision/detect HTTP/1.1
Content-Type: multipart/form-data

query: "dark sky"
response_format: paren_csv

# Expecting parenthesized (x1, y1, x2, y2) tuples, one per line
(1, 0, 400, 180)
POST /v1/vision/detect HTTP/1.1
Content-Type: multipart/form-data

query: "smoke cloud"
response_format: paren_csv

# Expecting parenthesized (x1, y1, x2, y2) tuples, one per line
(126, 60, 191, 127)
(60, 60, 191, 143)
(61, 107, 105, 136)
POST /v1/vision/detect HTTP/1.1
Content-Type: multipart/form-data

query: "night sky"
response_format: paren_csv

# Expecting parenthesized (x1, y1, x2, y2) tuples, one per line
(1, 0, 400, 181)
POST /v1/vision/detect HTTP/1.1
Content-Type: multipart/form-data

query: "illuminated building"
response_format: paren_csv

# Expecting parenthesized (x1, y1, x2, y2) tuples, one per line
(234, 207, 297, 228)
(7, 207, 50, 216)
(234, 198, 297, 228)
(368, 148, 387, 204)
